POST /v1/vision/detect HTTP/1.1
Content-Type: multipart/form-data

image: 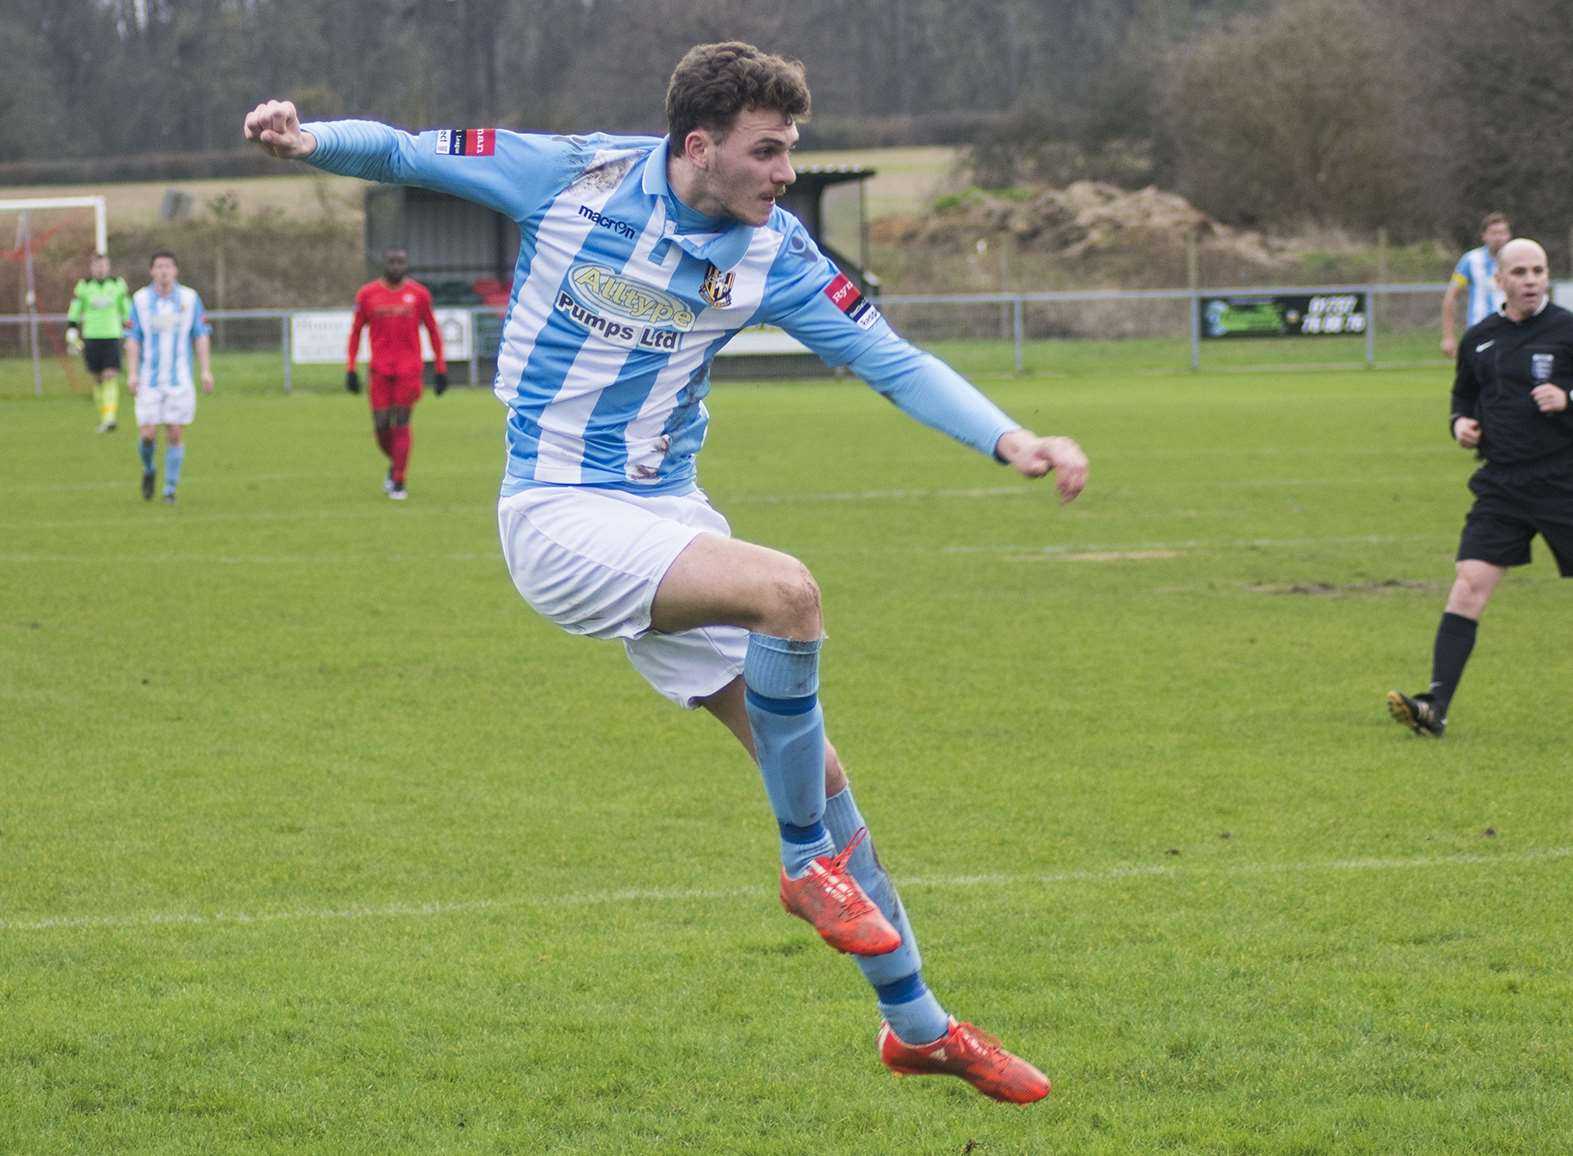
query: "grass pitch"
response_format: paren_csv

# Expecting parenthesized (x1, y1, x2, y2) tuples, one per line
(2, 347, 1570, 1154)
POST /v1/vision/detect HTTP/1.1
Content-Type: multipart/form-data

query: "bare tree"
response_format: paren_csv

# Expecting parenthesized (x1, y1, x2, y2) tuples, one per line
(1162, 0, 1418, 230)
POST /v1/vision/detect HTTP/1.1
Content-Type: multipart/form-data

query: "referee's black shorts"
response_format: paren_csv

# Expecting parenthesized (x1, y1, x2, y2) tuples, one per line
(1458, 455, 1573, 576)
(83, 338, 122, 374)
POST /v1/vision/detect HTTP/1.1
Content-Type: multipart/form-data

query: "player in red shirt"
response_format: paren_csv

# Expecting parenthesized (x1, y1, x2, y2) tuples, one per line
(346, 247, 448, 500)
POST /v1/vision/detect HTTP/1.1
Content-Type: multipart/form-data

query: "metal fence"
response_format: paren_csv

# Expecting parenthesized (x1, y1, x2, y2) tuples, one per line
(1, 282, 1456, 397)
(875, 282, 1455, 371)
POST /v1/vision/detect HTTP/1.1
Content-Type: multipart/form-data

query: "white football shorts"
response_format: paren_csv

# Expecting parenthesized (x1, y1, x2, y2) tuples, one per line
(497, 485, 747, 708)
(134, 384, 197, 428)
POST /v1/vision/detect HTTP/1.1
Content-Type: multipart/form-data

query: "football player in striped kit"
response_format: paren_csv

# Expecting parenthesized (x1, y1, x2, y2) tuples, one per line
(125, 250, 214, 504)
(246, 42, 1085, 1102)
(1441, 211, 1511, 359)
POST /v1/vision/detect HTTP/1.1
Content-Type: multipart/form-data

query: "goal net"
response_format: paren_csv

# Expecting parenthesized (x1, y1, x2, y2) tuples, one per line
(0, 197, 108, 397)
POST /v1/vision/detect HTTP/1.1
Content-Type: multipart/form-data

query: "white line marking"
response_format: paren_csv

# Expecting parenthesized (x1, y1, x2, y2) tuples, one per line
(0, 552, 500, 566)
(1, 505, 488, 535)
(4, 846, 1564, 934)
(729, 486, 1025, 505)
(943, 533, 1435, 556)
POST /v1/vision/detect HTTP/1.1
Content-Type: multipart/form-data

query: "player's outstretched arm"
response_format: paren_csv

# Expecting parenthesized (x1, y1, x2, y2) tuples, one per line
(996, 429, 1089, 504)
(243, 100, 317, 159)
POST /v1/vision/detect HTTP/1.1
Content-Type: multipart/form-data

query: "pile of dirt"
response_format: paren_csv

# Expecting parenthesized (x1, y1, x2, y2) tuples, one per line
(870, 180, 1295, 286)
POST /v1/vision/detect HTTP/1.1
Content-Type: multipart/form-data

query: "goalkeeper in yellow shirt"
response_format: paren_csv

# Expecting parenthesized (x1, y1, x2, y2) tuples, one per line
(65, 252, 133, 432)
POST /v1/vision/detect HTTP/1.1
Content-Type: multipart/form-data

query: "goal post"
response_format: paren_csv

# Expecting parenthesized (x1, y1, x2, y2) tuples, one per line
(0, 196, 108, 254)
(0, 196, 108, 397)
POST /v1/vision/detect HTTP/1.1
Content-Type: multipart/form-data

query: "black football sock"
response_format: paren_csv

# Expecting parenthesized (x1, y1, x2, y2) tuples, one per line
(1428, 612, 1478, 714)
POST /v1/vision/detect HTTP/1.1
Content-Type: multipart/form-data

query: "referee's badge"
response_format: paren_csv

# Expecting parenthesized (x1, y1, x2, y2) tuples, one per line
(1531, 352, 1555, 382)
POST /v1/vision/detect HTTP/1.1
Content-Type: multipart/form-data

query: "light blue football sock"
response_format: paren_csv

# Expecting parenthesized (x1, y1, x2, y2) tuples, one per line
(744, 633, 834, 876)
(164, 444, 185, 493)
(139, 437, 155, 474)
(875, 974, 949, 1046)
(825, 785, 950, 1045)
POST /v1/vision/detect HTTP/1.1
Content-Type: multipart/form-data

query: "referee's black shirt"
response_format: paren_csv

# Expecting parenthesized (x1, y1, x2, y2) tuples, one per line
(1452, 301, 1573, 466)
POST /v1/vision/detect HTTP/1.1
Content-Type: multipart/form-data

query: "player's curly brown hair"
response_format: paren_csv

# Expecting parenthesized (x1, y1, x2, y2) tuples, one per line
(665, 42, 810, 146)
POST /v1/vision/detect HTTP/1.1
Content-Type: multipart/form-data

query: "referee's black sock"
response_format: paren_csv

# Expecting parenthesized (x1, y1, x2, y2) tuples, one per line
(1428, 612, 1478, 714)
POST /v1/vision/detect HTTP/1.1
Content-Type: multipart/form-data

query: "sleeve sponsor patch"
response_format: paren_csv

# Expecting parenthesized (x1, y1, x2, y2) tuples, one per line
(435, 128, 495, 157)
(823, 272, 880, 330)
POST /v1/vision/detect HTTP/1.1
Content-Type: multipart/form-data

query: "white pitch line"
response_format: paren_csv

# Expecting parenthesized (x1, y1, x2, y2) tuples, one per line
(728, 485, 1026, 505)
(943, 532, 1436, 556)
(3, 846, 1565, 935)
(0, 551, 501, 566)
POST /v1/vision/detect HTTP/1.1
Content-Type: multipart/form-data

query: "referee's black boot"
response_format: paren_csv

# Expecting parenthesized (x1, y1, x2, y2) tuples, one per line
(1386, 690, 1446, 737)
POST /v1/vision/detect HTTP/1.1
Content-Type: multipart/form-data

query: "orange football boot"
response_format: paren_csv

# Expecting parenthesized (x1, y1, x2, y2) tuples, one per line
(878, 1017, 1051, 1104)
(778, 827, 900, 956)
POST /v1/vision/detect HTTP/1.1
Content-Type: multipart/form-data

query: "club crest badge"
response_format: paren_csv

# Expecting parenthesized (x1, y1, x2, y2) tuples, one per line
(1532, 352, 1555, 382)
(699, 264, 736, 309)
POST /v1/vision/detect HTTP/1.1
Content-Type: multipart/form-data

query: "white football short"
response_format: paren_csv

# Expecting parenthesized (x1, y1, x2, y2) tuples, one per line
(496, 485, 748, 708)
(134, 384, 197, 428)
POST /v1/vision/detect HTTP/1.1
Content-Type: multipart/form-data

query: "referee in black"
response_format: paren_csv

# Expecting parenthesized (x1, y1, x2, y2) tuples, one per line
(1389, 237, 1573, 736)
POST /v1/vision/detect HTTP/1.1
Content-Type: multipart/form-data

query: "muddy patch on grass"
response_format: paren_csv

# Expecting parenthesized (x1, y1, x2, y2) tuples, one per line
(1248, 578, 1443, 596)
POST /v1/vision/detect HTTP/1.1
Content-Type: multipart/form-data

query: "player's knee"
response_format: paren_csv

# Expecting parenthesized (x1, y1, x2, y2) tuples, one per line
(763, 559, 821, 637)
(1449, 565, 1494, 614)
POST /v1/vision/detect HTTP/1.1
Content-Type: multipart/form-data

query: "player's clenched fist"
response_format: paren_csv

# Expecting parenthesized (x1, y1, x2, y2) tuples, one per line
(995, 429, 1089, 504)
(243, 100, 316, 159)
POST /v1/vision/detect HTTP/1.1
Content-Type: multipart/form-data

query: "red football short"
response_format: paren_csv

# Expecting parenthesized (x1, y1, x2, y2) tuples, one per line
(369, 371, 422, 409)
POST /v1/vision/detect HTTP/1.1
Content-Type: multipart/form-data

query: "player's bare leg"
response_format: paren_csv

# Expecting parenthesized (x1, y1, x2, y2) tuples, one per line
(1445, 559, 1505, 618)
(652, 532, 820, 639)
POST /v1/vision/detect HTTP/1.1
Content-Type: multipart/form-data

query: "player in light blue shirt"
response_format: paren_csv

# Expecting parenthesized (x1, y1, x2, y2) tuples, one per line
(1441, 211, 1511, 358)
(246, 41, 1085, 1103)
(125, 250, 214, 503)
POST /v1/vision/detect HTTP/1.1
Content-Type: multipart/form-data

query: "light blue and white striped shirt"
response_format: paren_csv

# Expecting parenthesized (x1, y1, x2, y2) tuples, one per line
(303, 121, 1019, 497)
(1453, 245, 1504, 327)
(128, 283, 210, 390)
